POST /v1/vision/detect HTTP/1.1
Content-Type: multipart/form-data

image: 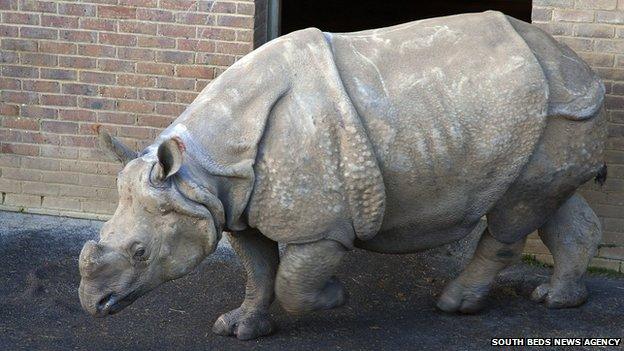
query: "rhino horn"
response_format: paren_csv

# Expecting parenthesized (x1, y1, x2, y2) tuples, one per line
(98, 129, 137, 165)
(79, 240, 105, 278)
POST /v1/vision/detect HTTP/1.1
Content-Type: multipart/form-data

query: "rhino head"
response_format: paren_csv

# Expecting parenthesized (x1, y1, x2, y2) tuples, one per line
(78, 131, 224, 317)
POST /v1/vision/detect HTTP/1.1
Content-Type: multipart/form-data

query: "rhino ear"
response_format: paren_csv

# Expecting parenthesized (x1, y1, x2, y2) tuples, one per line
(155, 138, 184, 181)
(98, 130, 137, 165)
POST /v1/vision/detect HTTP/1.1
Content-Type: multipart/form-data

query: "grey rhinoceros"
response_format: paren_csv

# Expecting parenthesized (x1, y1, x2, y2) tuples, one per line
(79, 11, 607, 340)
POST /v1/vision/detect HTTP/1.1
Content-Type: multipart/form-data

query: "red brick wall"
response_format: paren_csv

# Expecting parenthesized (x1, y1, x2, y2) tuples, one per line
(528, 0, 624, 271)
(0, 0, 260, 219)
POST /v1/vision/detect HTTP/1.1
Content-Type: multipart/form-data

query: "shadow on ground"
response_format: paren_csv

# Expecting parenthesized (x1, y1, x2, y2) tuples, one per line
(0, 211, 623, 350)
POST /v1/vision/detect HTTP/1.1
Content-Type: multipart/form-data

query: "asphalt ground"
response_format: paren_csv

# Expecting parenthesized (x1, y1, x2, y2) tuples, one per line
(0, 210, 623, 350)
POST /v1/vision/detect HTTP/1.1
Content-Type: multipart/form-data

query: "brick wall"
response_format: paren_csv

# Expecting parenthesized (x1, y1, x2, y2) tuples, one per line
(528, 0, 624, 271)
(0, 0, 261, 219)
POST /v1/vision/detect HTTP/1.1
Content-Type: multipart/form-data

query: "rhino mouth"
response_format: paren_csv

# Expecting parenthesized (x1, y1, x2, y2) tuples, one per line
(95, 291, 139, 316)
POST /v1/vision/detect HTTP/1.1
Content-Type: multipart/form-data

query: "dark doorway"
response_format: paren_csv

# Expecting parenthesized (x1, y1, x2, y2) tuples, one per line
(280, 0, 532, 35)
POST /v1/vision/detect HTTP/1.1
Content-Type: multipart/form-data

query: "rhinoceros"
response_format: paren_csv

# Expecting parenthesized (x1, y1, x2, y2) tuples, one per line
(79, 11, 607, 340)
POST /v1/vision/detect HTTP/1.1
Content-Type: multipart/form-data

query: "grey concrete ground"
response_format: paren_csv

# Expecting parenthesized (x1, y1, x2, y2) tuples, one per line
(0, 210, 623, 351)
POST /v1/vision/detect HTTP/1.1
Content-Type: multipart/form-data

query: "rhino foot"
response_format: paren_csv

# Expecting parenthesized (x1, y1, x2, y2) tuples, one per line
(531, 282, 588, 309)
(212, 307, 275, 340)
(436, 279, 489, 314)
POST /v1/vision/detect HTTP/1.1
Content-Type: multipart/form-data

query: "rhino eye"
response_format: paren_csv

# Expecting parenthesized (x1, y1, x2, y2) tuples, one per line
(133, 247, 147, 261)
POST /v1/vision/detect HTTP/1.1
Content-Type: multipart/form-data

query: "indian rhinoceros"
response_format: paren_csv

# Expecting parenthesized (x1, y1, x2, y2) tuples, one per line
(78, 11, 607, 340)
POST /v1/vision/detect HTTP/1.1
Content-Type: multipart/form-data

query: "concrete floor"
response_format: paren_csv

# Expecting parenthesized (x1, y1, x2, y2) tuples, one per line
(0, 210, 623, 350)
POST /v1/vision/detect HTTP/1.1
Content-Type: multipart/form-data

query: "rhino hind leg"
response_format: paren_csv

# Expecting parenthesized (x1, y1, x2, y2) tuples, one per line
(531, 193, 601, 309)
(275, 239, 348, 314)
(437, 228, 526, 314)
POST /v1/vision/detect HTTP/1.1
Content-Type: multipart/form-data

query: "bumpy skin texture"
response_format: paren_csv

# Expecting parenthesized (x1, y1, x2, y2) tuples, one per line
(78, 11, 607, 340)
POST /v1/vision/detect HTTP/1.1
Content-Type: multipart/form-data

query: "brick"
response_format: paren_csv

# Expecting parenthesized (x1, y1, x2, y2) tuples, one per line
(574, 23, 615, 38)
(1, 143, 39, 156)
(58, 184, 97, 198)
(99, 86, 137, 99)
(39, 41, 76, 54)
(117, 100, 154, 113)
(160, 0, 196, 10)
(136, 8, 173, 22)
(138, 88, 175, 102)
(41, 68, 76, 80)
(97, 111, 136, 125)
(117, 74, 155, 87)
(176, 91, 197, 103)
(79, 173, 116, 188)
(590, 257, 621, 271)
(59, 3, 97, 16)
(0, 0, 17, 10)
(217, 14, 254, 29)
(22, 181, 59, 196)
(195, 79, 210, 91)
(3, 168, 42, 182)
(0, 50, 18, 63)
(62, 83, 98, 96)
(215, 41, 252, 55)
(19, 0, 56, 13)
(117, 47, 154, 61)
(79, 71, 116, 85)
(4, 193, 41, 207)
(552, 9, 595, 22)
(99, 32, 137, 46)
(596, 10, 624, 23)
(61, 135, 97, 148)
(81, 199, 117, 214)
(2, 90, 38, 104)
(20, 52, 57, 66)
(0, 24, 18, 37)
(20, 26, 57, 39)
(59, 56, 97, 69)
(22, 80, 59, 93)
(576, 0, 617, 9)
(20, 105, 57, 119)
(158, 23, 196, 38)
(137, 114, 174, 128)
(21, 157, 59, 171)
(59, 29, 97, 43)
(156, 76, 195, 90)
(211, 1, 238, 14)
(0, 104, 20, 117)
(0, 77, 20, 90)
(2, 11, 39, 25)
(42, 120, 78, 134)
(1, 65, 38, 78)
(41, 15, 79, 28)
(42, 196, 81, 210)
(78, 97, 115, 110)
(98, 5, 137, 19)
(197, 52, 236, 66)
(155, 102, 185, 116)
(557, 36, 594, 51)
(78, 44, 116, 57)
(199, 27, 236, 41)
(137, 36, 175, 48)
(237, 2, 254, 15)
(40, 145, 78, 159)
(41, 94, 77, 107)
(175, 12, 215, 25)
(97, 58, 135, 72)
(80, 18, 116, 31)
(176, 65, 214, 79)
(177, 39, 215, 52)
(2, 117, 39, 130)
(118, 20, 157, 35)
(1, 38, 38, 51)
(119, 0, 157, 7)
(59, 109, 96, 122)
(136, 62, 172, 76)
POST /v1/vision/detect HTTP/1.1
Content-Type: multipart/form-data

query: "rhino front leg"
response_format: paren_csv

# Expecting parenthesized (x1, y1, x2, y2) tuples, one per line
(275, 239, 348, 314)
(213, 229, 279, 340)
(531, 194, 601, 309)
(437, 228, 526, 314)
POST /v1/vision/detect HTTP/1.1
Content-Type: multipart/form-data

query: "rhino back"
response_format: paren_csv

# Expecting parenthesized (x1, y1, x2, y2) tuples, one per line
(327, 11, 550, 241)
